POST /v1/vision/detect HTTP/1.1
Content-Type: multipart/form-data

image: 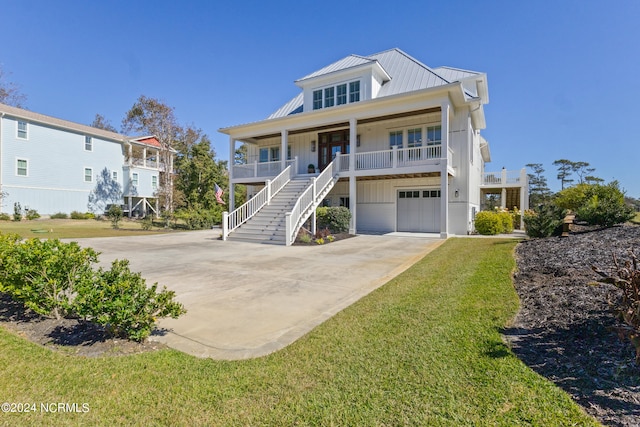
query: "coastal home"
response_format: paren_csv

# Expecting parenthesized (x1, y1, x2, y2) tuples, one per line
(0, 103, 174, 217)
(220, 48, 527, 244)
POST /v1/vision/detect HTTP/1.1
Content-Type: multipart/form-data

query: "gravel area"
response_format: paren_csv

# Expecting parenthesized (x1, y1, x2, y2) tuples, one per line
(506, 224, 640, 426)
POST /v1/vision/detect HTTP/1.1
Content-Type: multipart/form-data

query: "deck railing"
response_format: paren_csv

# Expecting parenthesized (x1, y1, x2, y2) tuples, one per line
(481, 168, 527, 186)
(336, 145, 445, 172)
(285, 159, 339, 246)
(232, 158, 298, 180)
(222, 164, 295, 240)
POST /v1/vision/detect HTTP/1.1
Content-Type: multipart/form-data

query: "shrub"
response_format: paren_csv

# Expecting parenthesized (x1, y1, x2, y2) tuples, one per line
(299, 233, 312, 244)
(474, 211, 502, 235)
(554, 183, 590, 211)
(50, 212, 69, 219)
(106, 204, 123, 229)
(74, 259, 187, 341)
(174, 208, 218, 230)
(576, 182, 634, 227)
(25, 208, 40, 220)
(523, 203, 565, 238)
(141, 216, 153, 231)
(70, 211, 90, 220)
(0, 235, 99, 320)
(0, 213, 10, 221)
(13, 202, 22, 221)
(498, 211, 514, 234)
(592, 249, 640, 363)
(316, 207, 351, 233)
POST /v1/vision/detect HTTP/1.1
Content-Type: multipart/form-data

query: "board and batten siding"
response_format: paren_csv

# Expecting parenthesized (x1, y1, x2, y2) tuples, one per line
(1, 115, 124, 214)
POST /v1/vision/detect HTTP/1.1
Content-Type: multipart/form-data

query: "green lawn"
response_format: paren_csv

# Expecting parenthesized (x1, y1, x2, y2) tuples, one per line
(0, 238, 599, 426)
(0, 218, 173, 239)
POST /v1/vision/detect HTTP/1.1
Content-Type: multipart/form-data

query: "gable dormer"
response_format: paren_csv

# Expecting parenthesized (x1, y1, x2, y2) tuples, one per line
(294, 54, 391, 113)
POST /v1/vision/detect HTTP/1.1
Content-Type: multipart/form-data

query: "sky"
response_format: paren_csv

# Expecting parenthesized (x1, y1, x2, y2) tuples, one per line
(1, 0, 639, 196)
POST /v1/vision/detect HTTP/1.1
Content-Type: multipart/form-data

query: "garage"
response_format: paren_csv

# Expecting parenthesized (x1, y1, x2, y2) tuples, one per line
(397, 189, 441, 232)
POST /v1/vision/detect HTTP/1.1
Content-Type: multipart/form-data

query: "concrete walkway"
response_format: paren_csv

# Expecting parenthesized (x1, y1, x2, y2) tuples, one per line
(73, 231, 444, 360)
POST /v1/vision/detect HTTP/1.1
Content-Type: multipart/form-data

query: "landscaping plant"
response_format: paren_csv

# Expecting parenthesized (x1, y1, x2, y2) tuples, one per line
(523, 203, 565, 238)
(106, 204, 124, 229)
(316, 206, 351, 233)
(592, 248, 640, 363)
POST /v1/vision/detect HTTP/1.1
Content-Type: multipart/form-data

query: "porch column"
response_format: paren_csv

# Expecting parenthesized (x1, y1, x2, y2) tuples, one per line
(143, 147, 147, 167)
(127, 144, 132, 166)
(281, 130, 288, 171)
(440, 101, 450, 238)
(501, 188, 507, 209)
(229, 137, 236, 210)
(349, 175, 357, 234)
(349, 118, 357, 171)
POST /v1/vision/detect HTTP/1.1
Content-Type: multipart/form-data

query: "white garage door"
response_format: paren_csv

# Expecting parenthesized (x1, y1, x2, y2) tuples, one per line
(397, 189, 441, 232)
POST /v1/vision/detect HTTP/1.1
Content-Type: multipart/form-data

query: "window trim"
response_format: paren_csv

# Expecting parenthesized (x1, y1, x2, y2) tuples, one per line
(85, 136, 93, 152)
(84, 167, 93, 183)
(16, 158, 28, 177)
(132, 172, 139, 186)
(16, 121, 28, 140)
(258, 144, 292, 163)
(312, 79, 360, 110)
(152, 175, 158, 190)
(112, 171, 118, 181)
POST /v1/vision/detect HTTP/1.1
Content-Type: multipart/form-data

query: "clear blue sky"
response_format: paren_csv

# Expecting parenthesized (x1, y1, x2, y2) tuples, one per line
(1, 0, 638, 196)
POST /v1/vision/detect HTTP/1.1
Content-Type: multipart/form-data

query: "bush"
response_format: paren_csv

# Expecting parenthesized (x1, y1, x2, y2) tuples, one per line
(50, 212, 69, 219)
(141, 216, 153, 230)
(554, 183, 589, 211)
(70, 211, 92, 220)
(0, 235, 98, 320)
(0, 213, 10, 221)
(523, 203, 565, 238)
(474, 211, 502, 235)
(25, 208, 40, 220)
(13, 202, 22, 222)
(74, 259, 187, 341)
(316, 207, 351, 233)
(106, 204, 123, 229)
(576, 182, 634, 227)
(175, 208, 219, 230)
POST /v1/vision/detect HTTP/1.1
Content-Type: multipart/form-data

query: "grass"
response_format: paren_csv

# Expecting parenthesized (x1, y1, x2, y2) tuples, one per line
(0, 238, 599, 426)
(632, 211, 640, 225)
(0, 218, 173, 239)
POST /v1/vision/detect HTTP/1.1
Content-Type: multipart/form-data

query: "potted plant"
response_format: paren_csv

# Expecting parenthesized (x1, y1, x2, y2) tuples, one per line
(307, 164, 316, 173)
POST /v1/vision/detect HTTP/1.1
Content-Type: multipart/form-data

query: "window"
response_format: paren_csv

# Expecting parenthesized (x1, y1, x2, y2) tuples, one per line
(336, 84, 347, 105)
(423, 190, 441, 198)
(259, 145, 291, 162)
(407, 128, 422, 148)
(339, 197, 350, 209)
(349, 81, 360, 103)
(426, 125, 441, 145)
(389, 131, 403, 148)
(84, 167, 93, 183)
(152, 175, 158, 190)
(313, 90, 323, 110)
(259, 148, 269, 162)
(112, 171, 118, 181)
(132, 173, 139, 186)
(16, 159, 28, 176)
(17, 121, 28, 139)
(85, 136, 93, 151)
(324, 87, 334, 108)
(270, 146, 280, 162)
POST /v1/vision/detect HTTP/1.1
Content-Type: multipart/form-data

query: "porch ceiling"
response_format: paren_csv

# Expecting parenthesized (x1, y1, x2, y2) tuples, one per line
(337, 171, 446, 182)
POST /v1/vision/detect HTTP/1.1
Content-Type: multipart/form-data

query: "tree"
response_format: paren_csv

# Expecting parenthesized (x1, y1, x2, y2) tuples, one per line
(0, 65, 27, 108)
(571, 161, 600, 185)
(525, 163, 551, 206)
(122, 96, 179, 213)
(90, 114, 117, 132)
(553, 159, 574, 190)
(87, 167, 123, 214)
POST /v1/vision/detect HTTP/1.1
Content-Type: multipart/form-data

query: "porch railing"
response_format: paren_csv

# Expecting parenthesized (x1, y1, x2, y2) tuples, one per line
(232, 158, 298, 180)
(481, 168, 527, 186)
(336, 145, 445, 172)
(222, 164, 295, 240)
(285, 159, 339, 246)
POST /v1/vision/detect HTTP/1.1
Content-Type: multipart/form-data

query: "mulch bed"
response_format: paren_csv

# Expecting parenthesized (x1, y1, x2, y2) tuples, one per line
(507, 224, 640, 426)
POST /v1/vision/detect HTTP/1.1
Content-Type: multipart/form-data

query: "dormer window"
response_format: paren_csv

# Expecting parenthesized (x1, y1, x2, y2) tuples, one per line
(349, 81, 360, 103)
(312, 79, 360, 110)
(313, 90, 323, 110)
(337, 84, 347, 105)
(324, 87, 334, 107)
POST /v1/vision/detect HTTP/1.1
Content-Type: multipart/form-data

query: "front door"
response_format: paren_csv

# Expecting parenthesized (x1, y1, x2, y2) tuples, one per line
(318, 130, 350, 171)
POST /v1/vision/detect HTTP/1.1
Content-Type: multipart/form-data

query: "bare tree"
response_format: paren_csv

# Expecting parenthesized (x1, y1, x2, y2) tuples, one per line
(0, 65, 27, 108)
(121, 96, 179, 213)
(90, 114, 117, 132)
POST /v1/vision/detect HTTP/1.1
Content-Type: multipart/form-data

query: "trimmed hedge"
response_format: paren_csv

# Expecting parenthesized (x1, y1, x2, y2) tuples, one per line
(474, 211, 514, 235)
(316, 206, 351, 233)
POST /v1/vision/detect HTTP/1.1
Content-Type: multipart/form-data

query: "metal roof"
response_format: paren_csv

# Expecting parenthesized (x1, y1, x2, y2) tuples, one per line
(269, 48, 483, 119)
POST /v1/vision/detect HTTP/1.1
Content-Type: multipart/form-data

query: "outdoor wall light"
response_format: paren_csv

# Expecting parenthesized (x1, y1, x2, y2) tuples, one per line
(311, 140, 316, 152)
(455, 189, 460, 198)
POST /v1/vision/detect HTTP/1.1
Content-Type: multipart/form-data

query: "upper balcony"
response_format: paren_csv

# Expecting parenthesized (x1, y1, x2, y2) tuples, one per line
(231, 145, 454, 183)
(481, 168, 527, 188)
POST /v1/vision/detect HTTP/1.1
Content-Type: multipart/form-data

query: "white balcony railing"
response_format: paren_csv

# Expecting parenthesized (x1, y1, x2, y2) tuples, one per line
(481, 168, 527, 186)
(336, 145, 445, 173)
(232, 158, 297, 180)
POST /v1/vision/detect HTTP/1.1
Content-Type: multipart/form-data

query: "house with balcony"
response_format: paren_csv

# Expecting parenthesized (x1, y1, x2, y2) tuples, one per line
(220, 48, 527, 244)
(0, 103, 173, 217)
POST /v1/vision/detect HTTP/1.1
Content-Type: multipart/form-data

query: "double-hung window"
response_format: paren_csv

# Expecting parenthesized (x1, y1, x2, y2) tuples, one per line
(84, 167, 93, 183)
(324, 87, 334, 108)
(152, 175, 158, 190)
(132, 173, 139, 186)
(349, 81, 360, 103)
(85, 136, 93, 151)
(17, 121, 28, 139)
(313, 90, 323, 110)
(426, 126, 441, 145)
(389, 131, 403, 148)
(336, 84, 347, 105)
(16, 159, 28, 176)
(112, 171, 118, 181)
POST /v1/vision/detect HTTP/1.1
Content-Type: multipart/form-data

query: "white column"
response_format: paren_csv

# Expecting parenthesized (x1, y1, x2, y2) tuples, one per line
(349, 118, 357, 171)
(501, 188, 507, 209)
(349, 175, 357, 234)
(142, 147, 147, 167)
(440, 101, 450, 238)
(281, 130, 288, 171)
(229, 137, 236, 210)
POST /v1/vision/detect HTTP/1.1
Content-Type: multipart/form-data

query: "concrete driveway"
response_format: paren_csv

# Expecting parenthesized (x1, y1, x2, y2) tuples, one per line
(73, 230, 443, 360)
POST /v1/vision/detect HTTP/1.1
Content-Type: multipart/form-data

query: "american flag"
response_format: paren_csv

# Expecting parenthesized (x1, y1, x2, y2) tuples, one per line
(214, 183, 225, 205)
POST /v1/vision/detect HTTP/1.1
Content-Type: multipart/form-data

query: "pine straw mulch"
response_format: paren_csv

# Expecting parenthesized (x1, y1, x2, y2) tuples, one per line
(506, 224, 640, 426)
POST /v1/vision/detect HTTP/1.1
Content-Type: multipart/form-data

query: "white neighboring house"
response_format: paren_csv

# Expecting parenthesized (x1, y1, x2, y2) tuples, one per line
(220, 48, 528, 244)
(0, 103, 174, 217)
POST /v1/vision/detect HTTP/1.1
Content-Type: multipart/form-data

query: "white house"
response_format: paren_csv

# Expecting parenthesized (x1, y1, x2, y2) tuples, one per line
(220, 48, 527, 244)
(0, 103, 174, 217)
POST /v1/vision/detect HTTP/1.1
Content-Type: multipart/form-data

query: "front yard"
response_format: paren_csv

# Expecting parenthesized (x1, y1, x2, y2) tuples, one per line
(0, 238, 598, 426)
(0, 218, 171, 239)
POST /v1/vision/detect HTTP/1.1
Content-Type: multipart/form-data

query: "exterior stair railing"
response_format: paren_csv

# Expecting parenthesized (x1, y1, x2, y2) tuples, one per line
(222, 163, 295, 240)
(284, 159, 339, 246)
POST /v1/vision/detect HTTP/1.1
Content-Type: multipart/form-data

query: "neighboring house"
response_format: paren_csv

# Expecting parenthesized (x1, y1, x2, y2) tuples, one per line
(0, 103, 174, 217)
(219, 48, 528, 244)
